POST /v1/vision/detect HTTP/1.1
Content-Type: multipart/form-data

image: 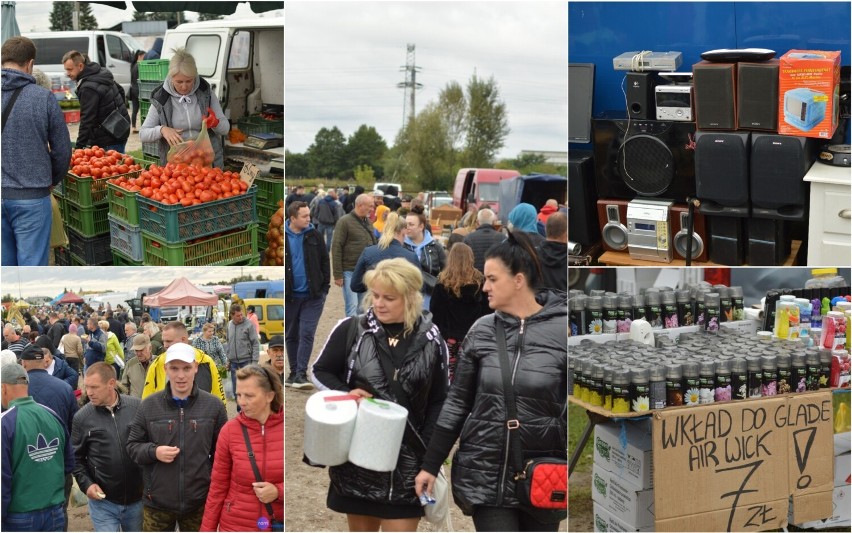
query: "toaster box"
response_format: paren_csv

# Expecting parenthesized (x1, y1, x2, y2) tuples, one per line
(777, 50, 840, 139)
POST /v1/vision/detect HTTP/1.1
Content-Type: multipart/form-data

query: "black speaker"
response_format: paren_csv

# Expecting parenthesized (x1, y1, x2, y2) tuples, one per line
(738, 60, 779, 131)
(626, 72, 660, 120)
(695, 131, 750, 215)
(568, 150, 599, 246)
(694, 61, 737, 130)
(592, 116, 697, 202)
(748, 218, 791, 266)
(708, 216, 746, 265)
(750, 133, 817, 220)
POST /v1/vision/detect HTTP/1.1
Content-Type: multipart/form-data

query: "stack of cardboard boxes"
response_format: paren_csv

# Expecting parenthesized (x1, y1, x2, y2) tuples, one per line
(591, 419, 655, 532)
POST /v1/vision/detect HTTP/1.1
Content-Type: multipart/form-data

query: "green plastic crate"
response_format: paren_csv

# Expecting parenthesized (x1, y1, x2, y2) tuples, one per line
(138, 60, 170, 81)
(138, 80, 160, 100)
(64, 170, 140, 207)
(111, 248, 143, 266)
(142, 225, 258, 266)
(137, 186, 257, 244)
(63, 198, 110, 237)
(236, 115, 283, 136)
(257, 201, 278, 224)
(108, 214, 144, 262)
(140, 100, 151, 120)
(126, 150, 159, 170)
(254, 176, 284, 206)
(107, 182, 140, 225)
(142, 141, 159, 159)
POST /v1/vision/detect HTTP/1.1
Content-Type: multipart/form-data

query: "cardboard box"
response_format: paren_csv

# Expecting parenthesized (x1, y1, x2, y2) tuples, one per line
(593, 502, 655, 532)
(835, 453, 851, 487)
(592, 463, 655, 528)
(594, 419, 654, 489)
(793, 485, 851, 529)
(778, 50, 841, 139)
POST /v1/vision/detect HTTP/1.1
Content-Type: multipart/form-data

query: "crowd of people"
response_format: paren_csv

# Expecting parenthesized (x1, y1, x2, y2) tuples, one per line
(1, 300, 285, 531)
(285, 183, 568, 531)
(2, 35, 229, 266)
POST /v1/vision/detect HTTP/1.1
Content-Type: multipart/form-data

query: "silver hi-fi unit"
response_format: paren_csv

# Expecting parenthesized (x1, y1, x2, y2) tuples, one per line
(627, 199, 673, 262)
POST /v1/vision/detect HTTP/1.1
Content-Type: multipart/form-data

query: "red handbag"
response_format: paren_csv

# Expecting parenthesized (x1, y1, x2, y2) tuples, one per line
(495, 319, 568, 511)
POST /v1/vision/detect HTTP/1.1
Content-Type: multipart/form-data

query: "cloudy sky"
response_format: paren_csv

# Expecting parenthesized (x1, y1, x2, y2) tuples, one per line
(285, 1, 568, 159)
(2, 267, 281, 299)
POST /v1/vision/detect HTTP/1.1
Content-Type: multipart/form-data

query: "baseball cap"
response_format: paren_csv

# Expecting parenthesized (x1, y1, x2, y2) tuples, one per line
(20, 344, 45, 361)
(267, 335, 283, 348)
(1, 363, 28, 385)
(132, 334, 150, 350)
(164, 343, 196, 364)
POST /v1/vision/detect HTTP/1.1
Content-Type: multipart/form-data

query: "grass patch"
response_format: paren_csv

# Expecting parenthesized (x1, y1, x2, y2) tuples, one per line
(568, 403, 595, 473)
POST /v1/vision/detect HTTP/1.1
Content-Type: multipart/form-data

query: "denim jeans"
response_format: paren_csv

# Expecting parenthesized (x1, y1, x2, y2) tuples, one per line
(1, 196, 52, 266)
(3, 503, 65, 531)
(230, 360, 251, 411)
(102, 143, 126, 153)
(87, 497, 143, 532)
(285, 293, 326, 375)
(472, 506, 561, 532)
(342, 271, 364, 318)
(317, 223, 334, 250)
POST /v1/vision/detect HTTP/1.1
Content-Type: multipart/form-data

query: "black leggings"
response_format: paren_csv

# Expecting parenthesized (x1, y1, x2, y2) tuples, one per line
(130, 95, 140, 128)
(472, 506, 561, 532)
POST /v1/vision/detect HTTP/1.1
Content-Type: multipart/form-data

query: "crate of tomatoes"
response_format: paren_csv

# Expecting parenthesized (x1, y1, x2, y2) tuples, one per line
(66, 147, 143, 207)
(115, 162, 257, 243)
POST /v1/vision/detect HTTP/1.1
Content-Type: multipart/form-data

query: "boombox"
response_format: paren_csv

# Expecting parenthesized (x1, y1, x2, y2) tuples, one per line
(593, 116, 697, 203)
(597, 199, 708, 261)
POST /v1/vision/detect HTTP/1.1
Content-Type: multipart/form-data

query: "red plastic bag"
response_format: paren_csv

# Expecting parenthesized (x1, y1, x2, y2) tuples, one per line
(167, 122, 215, 167)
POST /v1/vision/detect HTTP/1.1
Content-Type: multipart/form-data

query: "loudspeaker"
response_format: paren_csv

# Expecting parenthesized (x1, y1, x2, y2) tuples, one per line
(568, 150, 599, 246)
(671, 205, 708, 262)
(694, 61, 737, 130)
(695, 131, 751, 216)
(626, 72, 660, 120)
(596, 199, 629, 251)
(592, 116, 697, 202)
(750, 133, 817, 220)
(748, 218, 791, 265)
(708, 216, 746, 265)
(738, 60, 779, 131)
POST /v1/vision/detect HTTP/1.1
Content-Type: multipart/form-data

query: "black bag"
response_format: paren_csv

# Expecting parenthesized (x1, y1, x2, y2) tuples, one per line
(421, 271, 438, 294)
(99, 82, 130, 140)
(240, 425, 283, 531)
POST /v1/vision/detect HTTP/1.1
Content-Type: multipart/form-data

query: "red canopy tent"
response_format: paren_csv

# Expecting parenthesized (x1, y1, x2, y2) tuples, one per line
(143, 278, 218, 308)
(57, 292, 85, 304)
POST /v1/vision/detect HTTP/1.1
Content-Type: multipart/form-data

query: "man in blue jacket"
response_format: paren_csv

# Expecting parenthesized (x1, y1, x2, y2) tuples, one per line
(83, 318, 106, 373)
(1, 36, 72, 266)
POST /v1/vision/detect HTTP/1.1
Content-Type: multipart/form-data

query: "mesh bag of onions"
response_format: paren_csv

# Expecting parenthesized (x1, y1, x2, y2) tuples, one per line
(263, 200, 285, 266)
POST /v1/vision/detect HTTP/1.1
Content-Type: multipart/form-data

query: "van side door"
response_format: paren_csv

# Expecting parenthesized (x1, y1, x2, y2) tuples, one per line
(105, 34, 132, 94)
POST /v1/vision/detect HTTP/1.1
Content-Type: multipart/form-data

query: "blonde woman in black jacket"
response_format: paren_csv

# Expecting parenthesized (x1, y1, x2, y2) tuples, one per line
(415, 230, 567, 532)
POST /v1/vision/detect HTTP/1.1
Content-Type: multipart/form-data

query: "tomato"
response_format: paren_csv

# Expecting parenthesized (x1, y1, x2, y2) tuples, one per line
(168, 194, 178, 204)
(141, 187, 153, 198)
(119, 165, 129, 174)
(84, 148, 93, 157)
(180, 198, 193, 207)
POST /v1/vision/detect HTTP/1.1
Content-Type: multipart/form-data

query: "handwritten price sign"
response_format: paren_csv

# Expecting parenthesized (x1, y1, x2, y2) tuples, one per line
(652, 391, 834, 531)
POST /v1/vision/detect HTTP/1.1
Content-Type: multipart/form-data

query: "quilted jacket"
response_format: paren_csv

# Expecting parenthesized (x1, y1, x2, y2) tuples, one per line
(200, 410, 283, 531)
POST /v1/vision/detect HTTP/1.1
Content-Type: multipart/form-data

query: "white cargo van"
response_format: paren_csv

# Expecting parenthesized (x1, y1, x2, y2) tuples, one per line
(24, 31, 145, 95)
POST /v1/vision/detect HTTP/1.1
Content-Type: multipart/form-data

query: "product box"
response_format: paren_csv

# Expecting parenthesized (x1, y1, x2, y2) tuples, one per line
(592, 463, 655, 528)
(777, 50, 841, 139)
(594, 419, 654, 490)
(593, 502, 655, 532)
(792, 485, 851, 529)
(836, 452, 851, 487)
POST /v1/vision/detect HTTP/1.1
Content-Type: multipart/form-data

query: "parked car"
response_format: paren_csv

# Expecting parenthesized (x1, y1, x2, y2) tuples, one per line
(452, 168, 520, 216)
(423, 190, 452, 218)
(242, 298, 283, 344)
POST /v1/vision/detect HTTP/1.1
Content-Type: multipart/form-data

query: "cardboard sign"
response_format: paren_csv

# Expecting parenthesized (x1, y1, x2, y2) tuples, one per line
(652, 391, 833, 531)
(240, 161, 260, 189)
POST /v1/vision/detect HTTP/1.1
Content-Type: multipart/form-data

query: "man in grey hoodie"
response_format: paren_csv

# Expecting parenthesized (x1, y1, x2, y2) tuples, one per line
(1, 37, 72, 266)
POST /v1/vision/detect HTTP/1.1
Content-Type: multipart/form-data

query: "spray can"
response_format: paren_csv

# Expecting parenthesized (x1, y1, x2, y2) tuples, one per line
(704, 292, 721, 333)
(747, 356, 763, 398)
(761, 355, 778, 396)
(602, 295, 618, 334)
(683, 361, 701, 406)
(776, 352, 792, 394)
(586, 297, 603, 335)
(569, 296, 587, 336)
(676, 289, 693, 326)
(715, 285, 732, 323)
(730, 286, 745, 321)
(649, 364, 666, 409)
(665, 362, 684, 406)
(791, 352, 807, 392)
(699, 361, 716, 404)
(645, 290, 663, 330)
(731, 358, 749, 400)
(617, 295, 633, 333)
(715, 359, 732, 402)
(661, 291, 678, 329)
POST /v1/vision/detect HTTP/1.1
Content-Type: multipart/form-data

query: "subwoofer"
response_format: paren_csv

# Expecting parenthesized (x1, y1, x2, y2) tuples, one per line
(626, 72, 661, 120)
(592, 116, 697, 202)
(738, 60, 779, 131)
(694, 61, 737, 130)
(596, 199, 629, 251)
(695, 131, 751, 216)
(568, 150, 600, 246)
(670, 205, 708, 262)
(750, 133, 817, 220)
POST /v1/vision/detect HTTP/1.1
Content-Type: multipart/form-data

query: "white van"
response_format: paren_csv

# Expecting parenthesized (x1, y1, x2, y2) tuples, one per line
(24, 30, 145, 95)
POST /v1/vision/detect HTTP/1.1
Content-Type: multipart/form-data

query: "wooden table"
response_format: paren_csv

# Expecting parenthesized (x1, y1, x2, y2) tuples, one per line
(598, 240, 801, 266)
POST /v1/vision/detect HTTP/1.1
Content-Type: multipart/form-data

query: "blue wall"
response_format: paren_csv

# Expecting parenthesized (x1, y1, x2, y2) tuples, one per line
(569, 1, 850, 122)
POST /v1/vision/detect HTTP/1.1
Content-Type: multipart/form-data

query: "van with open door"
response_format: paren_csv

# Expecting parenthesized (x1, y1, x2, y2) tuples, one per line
(452, 168, 520, 216)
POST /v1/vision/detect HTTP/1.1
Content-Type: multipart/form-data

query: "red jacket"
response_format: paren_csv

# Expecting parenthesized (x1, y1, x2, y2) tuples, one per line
(201, 410, 283, 532)
(537, 204, 558, 225)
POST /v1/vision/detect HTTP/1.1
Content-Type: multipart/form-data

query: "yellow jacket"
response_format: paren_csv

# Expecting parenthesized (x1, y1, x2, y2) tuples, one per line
(142, 347, 226, 405)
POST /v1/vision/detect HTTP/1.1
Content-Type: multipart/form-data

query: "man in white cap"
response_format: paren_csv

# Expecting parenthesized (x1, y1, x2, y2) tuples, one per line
(126, 342, 227, 531)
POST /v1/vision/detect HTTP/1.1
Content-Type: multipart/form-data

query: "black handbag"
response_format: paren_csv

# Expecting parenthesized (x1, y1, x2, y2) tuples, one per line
(494, 318, 568, 511)
(98, 82, 130, 140)
(240, 425, 283, 531)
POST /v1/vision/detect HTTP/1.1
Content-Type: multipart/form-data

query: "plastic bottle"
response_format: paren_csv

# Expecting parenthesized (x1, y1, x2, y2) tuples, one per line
(730, 286, 745, 321)
(731, 358, 748, 400)
(795, 298, 812, 346)
(630, 368, 651, 412)
(715, 359, 732, 402)
(586, 296, 603, 335)
(811, 299, 823, 329)
(746, 356, 763, 398)
(665, 362, 684, 406)
(699, 361, 716, 404)
(761, 355, 778, 396)
(704, 292, 721, 333)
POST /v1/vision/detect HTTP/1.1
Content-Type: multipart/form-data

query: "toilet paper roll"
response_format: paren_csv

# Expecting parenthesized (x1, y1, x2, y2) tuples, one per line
(348, 398, 409, 472)
(304, 390, 359, 466)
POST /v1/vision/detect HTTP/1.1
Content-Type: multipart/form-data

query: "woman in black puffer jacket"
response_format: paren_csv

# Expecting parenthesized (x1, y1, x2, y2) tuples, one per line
(416, 230, 567, 532)
(311, 258, 449, 532)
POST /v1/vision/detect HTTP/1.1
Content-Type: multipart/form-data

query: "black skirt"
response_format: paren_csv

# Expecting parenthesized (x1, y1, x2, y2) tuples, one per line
(327, 487, 424, 519)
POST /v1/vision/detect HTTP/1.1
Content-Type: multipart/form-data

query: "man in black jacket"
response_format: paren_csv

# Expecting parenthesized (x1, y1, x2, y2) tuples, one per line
(72, 362, 143, 531)
(62, 50, 129, 152)
(537, 212, 567, 293)
(284, 201, 329, 389)
(463, 208, 505, 273)
(46, 312, 65, 351)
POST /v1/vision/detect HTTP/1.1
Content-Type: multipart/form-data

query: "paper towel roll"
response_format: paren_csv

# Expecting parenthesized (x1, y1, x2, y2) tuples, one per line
(348, 398, 409, 472)
(304, 390, 359, 466)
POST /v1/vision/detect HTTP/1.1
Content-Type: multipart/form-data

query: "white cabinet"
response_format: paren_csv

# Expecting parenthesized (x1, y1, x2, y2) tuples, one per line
(804, 162, 852, 265)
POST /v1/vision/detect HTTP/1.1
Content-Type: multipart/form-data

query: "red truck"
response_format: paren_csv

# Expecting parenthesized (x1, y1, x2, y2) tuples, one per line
(452, 168, 520, 216)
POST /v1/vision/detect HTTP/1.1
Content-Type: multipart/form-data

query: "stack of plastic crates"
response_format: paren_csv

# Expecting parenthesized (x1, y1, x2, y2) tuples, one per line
(254, 176, 284, 253)
(137, 59, 168, 157)
(136, 186, 260, 266)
